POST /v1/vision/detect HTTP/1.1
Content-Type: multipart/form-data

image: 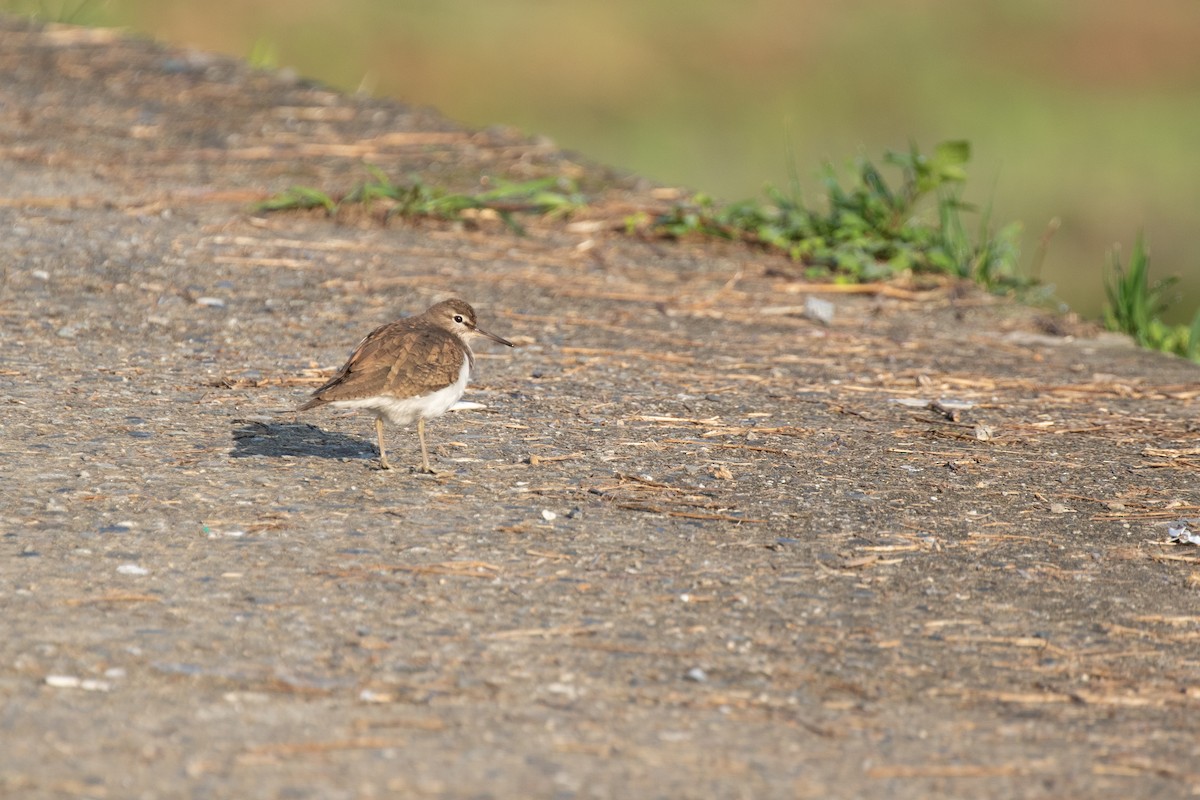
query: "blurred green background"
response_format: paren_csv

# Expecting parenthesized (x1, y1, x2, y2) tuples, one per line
(14, 0, 1200, 321)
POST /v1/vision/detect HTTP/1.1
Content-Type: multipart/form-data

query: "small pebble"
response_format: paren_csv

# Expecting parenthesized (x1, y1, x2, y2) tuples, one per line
(116, 564, 149, 576)
(1168, 523, 1199, 545)
(541, 509, 557, 522)
(803, 296, 835, 325)
(45, 675, 112, 692)
(195, 297, 226, 308)
(45, 675, 80, 689)
(684, 667, 707, 683)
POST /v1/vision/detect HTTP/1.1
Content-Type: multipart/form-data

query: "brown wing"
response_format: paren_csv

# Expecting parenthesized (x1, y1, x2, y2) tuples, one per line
(299, 321, 466, 409)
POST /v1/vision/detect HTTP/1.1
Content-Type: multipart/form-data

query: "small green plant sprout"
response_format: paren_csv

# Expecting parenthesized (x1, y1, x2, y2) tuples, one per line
(253, 167, 585, 234)
(247, 38, 280, 71)
(653, 140, 1023, 289)
(1104, 233, 1200, 361)
(254, 185, 337, 214)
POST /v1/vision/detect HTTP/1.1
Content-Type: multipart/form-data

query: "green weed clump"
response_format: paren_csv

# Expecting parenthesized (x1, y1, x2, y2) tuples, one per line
(652, 140, 1023, 288)
(1104, 233, 1200, 361)
(258, 143, 1029, 294)
(255, 168, 585, 234)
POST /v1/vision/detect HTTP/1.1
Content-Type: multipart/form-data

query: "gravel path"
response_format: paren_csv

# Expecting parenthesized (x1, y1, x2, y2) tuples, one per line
(2, 18, 1199, 799)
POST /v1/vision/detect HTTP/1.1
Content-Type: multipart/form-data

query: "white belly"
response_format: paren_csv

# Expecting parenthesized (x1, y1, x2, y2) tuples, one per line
(328, 361, 470, 426)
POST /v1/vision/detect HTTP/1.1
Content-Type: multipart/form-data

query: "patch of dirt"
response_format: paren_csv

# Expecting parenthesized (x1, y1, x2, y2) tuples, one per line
(1, 17, 1199, 800)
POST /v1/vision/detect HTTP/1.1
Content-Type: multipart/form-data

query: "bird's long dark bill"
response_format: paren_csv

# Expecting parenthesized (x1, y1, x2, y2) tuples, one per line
(476, 326, 514, 347)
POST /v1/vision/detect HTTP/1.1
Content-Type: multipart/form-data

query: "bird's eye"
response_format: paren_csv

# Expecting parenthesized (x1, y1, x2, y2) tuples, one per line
(453, 315, 464, 324)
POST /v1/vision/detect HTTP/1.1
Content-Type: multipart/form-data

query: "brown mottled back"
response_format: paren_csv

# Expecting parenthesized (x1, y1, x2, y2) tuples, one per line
(298, 298, 510, 410)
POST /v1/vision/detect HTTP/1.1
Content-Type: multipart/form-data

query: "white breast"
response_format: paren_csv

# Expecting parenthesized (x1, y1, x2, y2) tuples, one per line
(329, 360, 470, 427)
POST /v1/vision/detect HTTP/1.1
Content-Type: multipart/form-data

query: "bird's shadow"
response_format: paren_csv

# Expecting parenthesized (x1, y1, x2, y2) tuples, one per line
(230, 420, 376, 461)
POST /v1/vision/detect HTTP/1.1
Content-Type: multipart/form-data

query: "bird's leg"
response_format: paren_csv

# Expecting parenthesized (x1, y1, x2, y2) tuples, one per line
(417, 417, 434, 474)
(375, 417, 392, 470)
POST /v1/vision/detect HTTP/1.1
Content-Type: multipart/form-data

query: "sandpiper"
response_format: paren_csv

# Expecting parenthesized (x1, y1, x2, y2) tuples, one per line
(299, 299, 513, 472)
